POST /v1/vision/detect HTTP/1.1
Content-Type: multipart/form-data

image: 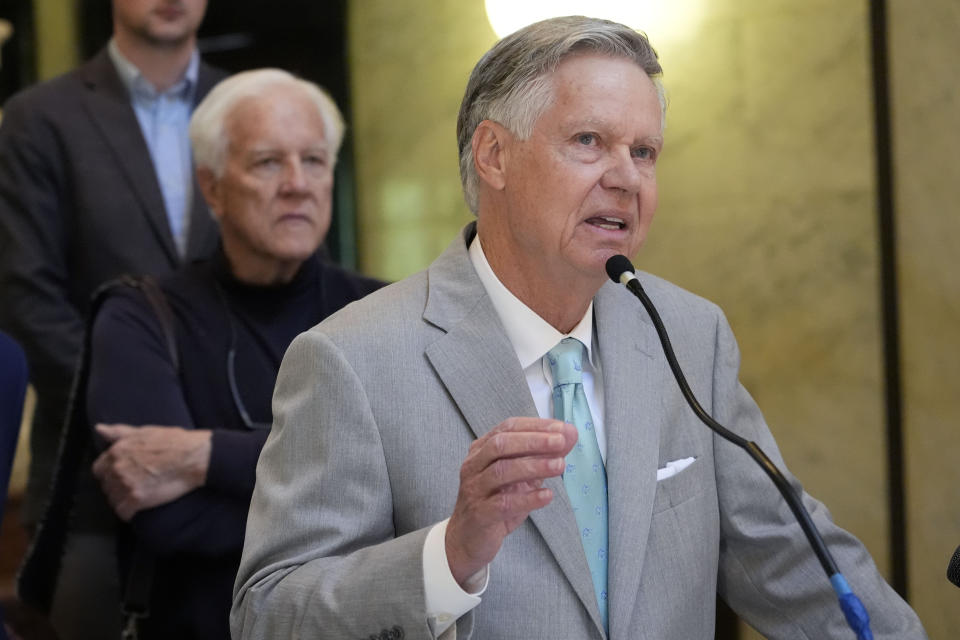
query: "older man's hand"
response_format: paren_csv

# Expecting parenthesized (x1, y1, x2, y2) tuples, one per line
(92, 423, 213, 521)
(445, 417, 577, 587)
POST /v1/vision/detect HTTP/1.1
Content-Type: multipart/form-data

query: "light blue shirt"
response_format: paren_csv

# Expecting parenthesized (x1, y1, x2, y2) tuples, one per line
(108, 39, 199, 257)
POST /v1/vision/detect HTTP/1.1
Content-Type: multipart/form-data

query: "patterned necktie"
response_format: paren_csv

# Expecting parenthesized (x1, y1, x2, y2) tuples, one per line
(547, 338, 608, 632)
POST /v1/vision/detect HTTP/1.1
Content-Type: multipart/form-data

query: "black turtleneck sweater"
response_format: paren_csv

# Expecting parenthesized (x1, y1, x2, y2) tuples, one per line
(86, 247, 384, 639)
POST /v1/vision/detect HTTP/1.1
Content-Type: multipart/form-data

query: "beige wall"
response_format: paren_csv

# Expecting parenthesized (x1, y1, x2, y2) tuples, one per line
(34, 0, 80, 80)
(641, 0, 888, 573)
(889, 0, 960, 636)
(348, 1, 493, 280)
(350, 0, 957, 637)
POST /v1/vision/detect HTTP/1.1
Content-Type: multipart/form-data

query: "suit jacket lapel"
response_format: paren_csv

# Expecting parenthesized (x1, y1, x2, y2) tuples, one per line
(595, 281, 664, 638)
(423, 224, 605, 633)
(79, 50, 180, 266)
(82, 49, 180, 266)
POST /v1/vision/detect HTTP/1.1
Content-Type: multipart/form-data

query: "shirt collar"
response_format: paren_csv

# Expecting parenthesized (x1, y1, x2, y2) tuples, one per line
(468, 234, 596, 370)
(108, 38, 199, 100)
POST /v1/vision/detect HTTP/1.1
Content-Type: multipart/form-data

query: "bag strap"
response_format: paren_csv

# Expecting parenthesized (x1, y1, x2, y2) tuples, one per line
(16, 275, 178, 622)
(137, 275, 179, 373)
(117, 276, 178, 637)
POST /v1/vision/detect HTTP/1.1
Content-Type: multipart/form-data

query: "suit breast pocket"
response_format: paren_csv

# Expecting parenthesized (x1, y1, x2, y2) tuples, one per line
(651, 455, 711, 515)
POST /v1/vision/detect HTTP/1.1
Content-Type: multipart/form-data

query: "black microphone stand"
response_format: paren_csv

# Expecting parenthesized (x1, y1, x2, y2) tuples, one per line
(605, 255, 873, 640)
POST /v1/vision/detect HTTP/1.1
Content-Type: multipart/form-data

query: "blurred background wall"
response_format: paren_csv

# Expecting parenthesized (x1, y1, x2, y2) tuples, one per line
(889, 1, 960, 636)
(1, 0, 957, 637)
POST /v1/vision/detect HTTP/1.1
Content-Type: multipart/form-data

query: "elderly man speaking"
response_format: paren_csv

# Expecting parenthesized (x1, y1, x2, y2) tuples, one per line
(232, 16, 926, 640)
(85, 69, 383, 639)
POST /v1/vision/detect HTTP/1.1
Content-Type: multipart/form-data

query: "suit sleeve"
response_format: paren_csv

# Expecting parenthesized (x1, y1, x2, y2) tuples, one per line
(87, 290, 265, 556)
(707, 309, 928, 638)
(231, 329, 437, 640)
(0, 94, 83, 405)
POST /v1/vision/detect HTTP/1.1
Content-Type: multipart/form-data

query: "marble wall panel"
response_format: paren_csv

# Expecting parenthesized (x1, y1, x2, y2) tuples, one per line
(644, 4, 888, 583)
(889, 1, 960, 637)
(348, 0, 493, 280)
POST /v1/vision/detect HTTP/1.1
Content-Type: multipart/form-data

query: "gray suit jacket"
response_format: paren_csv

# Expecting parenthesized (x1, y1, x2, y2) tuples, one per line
(0, 48, 224, 521)
(233, 223, 926, 639)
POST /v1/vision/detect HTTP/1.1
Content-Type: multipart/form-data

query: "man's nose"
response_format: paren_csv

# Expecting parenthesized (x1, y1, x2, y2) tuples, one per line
(280, 158, 308, 193)
(600, 148, 644, 194)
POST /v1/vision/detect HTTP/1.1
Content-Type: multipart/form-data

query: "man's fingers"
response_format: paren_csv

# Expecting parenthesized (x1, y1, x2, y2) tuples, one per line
(488, 416, 565, 434)
(464, 421, 576, 475)
(487, 455, 565, 489)
(113, 499, 137, 522)
(91, 451, 109, 479)
(95, 423, 138, 442)
(463, 485, 554, 532)
(458, 455, 564, 514)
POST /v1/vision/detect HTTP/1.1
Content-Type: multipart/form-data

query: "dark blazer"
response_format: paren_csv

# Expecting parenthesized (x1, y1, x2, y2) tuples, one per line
(0, 48, 226, 522)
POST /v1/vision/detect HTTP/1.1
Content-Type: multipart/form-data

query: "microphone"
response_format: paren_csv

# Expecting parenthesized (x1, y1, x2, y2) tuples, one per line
(948, 545, 960, 588)
(605, 254, 874, 640)
(606, 254, 641, 288)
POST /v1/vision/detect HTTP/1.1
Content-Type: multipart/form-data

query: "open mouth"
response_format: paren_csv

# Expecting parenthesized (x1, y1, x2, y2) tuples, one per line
(586, 216, 626, 231)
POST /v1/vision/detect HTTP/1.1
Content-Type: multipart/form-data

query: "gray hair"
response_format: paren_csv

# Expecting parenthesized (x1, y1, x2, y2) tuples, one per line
(190, 68, 345, 177)
(456, 15, 665, 213)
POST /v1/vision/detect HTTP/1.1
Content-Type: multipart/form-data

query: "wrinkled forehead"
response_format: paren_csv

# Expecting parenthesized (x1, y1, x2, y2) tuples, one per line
(536, 54, 663, 131)
(224, 88, 327, 150)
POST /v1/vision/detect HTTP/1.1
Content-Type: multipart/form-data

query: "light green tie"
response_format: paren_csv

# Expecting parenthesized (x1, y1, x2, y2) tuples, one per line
(547, 338, 608, 632)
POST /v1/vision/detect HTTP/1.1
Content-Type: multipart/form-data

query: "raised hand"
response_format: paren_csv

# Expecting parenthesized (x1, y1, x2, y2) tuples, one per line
(445, 417, 577, 586)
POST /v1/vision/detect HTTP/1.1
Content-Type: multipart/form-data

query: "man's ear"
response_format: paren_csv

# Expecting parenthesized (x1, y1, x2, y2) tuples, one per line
(196, 167, 223, 221)
(471, 120, 510, 192)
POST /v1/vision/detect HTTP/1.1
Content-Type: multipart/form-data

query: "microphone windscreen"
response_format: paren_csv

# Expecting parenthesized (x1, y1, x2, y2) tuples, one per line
(605, 255, 635, 284)
(948, 545, 960, 587)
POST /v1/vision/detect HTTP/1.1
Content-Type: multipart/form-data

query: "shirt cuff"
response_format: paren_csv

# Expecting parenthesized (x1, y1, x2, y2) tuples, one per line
(423, 519, 488, 637)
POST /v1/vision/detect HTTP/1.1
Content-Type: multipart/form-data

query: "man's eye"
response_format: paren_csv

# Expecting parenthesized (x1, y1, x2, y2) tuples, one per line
(254, 157, 279, 167)
(631, 146, 654, 160)
(577, 133, 596, 146)
(304, 154, 327, 166)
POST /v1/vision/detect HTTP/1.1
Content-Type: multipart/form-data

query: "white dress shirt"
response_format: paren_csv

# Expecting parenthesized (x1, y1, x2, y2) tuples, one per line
(423, 234, 606, 636)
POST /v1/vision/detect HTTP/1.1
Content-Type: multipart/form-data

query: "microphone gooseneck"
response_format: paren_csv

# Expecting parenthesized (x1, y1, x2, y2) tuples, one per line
(605, 254, 874, 640)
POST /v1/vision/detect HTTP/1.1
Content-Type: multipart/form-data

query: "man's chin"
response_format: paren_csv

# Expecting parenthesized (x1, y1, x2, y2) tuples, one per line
(140, 27, 195, 48)
(271, 242, 321, 263)
(585, 247, 633, 272)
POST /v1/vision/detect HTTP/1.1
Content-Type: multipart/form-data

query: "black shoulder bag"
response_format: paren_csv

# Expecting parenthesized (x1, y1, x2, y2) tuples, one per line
(17, 275, 178, 640)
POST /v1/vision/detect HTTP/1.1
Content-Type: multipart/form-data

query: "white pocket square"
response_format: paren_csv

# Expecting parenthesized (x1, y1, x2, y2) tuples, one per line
(656, 456, 696, 481)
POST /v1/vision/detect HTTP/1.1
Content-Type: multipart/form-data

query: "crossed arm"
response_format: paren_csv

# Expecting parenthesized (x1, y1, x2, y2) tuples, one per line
(92, 423, 212, 521)
(86, 291, 267, 555)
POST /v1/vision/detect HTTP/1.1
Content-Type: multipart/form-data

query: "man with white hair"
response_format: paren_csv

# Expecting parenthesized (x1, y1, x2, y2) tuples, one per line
(84, 68, 383, 639)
